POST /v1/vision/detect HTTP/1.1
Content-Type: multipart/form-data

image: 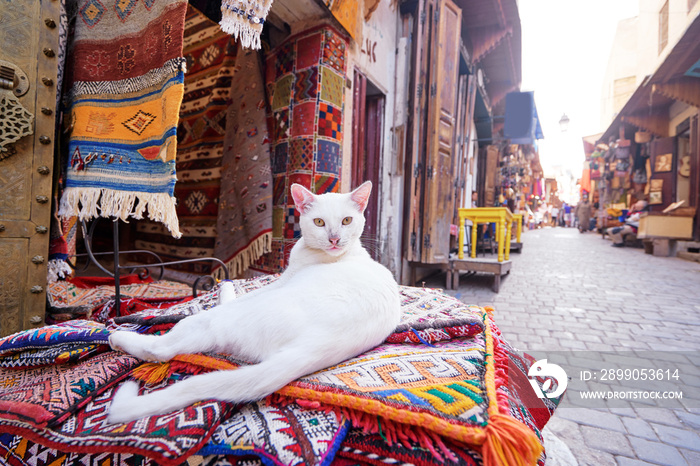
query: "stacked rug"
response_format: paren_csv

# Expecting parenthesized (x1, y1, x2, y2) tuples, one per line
(257, 26, 349, 272)
(0, 280, 562, 466)
(58, 0, 189, 238)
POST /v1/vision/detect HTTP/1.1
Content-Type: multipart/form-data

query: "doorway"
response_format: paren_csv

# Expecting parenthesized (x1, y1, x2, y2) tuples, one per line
(352, 70, 385, 260)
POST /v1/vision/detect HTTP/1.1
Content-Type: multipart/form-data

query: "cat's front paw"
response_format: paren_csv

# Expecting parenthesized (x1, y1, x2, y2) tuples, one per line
(109, 331, 167, 362)
(218, 281, 237, 305)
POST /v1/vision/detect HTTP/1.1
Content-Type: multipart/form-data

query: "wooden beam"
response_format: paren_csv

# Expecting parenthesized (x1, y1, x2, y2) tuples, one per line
(621, 114, 669, 138)
(653, 77, 700, 108)
(471, 24, 512, 63)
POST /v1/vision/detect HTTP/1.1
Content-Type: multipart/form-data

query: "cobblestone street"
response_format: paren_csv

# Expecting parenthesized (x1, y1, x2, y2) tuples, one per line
(427, 227, 700, 465)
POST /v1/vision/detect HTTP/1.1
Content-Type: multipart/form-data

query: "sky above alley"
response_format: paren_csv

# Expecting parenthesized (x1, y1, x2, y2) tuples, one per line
(519, 0, 639, 179)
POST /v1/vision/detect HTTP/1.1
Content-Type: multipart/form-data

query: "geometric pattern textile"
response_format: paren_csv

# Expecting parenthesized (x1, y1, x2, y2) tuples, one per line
(47, 278, 192, 322)
(58, 0, 188, 237)
(199, 397, 350, 466)
(0, 383, 231, 466)
(0, 351, 138, 428)
(338, 427, 482, 466)
(256, 26, 348, 273)
(0, 432, 162, 466)
(278, 312, 546, 465)
(135, 5, 239, 274)
(213, 43, 273, 280)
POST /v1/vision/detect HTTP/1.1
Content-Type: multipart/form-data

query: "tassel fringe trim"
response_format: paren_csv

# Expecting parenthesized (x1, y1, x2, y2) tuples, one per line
(219, 0, 273, 50)
(47, 259, 73, 283)
(58, 187, 181, 238)
(213, 231, 272, 280)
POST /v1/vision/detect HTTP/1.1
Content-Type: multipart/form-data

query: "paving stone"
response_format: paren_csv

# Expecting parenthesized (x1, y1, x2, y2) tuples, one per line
(635, 408, 680, 427)
(628, 437, 687, 466)
(680, 448, 700, 465)
(622, 417, 658, 441)
(615, 457, 658, 466)
(675, 410, 700, 429)
(651, 423, 700, 451)
(580, 426, 635, 456)
(557, 408, 627, 433)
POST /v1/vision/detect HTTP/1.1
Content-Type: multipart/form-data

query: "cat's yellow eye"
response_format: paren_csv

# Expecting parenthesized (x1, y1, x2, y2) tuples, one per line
(313, 218, 325, 227)
(342, 216, 353, 225)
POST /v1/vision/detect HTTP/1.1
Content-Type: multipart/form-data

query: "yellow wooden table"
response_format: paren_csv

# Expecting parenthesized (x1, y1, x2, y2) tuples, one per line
(458, 207, 513, 262)
(512, 213, 523, 243)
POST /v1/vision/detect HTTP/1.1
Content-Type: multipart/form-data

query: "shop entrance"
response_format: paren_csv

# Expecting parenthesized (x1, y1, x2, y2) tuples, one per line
(352, 70, 385, 260)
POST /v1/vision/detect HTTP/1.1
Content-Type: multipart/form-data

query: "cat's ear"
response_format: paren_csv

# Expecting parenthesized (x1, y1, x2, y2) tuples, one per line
(350, 181, 372, 213)
(291, 183, 316, 214)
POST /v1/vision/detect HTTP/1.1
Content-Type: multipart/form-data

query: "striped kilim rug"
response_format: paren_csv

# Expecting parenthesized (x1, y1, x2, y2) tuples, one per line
(135, 5, 239, 274)
(58, 0, 189, 238)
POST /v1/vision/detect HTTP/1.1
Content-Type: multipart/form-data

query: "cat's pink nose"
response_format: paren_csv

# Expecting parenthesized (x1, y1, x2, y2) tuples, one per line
(329, 237, 340, 246)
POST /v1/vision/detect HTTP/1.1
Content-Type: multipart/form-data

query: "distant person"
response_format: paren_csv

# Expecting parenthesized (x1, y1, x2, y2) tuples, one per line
(564, 203, 572, 227)
(551, 205, 559, 227)
(471, 190, 478, 208)
(575, 194, 592, 233)
(609, 200, 649, 247)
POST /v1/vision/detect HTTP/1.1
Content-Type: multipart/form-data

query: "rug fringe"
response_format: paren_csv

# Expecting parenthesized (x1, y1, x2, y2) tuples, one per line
(47, 259, 73, 283)
(213, 231, 272, 280)
(58, 187, 181, 238)
(219, 0, 273, 50)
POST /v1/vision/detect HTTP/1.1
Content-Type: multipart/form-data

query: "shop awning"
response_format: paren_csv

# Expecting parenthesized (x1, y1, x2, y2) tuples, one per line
(600, 13, 700, 142)
(503, 91, 543, 144)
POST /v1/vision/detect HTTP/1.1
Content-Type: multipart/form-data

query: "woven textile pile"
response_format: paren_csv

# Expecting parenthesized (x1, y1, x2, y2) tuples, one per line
(59, 0, 189, 238)
(0, 278, 562, 466)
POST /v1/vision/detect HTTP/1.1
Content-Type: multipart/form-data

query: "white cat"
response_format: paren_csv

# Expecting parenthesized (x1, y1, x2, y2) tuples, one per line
(107, 181, 401, 424)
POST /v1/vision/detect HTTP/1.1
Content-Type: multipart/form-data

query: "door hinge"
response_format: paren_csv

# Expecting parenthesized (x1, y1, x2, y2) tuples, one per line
(434, 6, 440, 23)
(413, 162, 422, 178)
(427, 165, 434, 179)
(420, 10, 426, 26)
(423, 234, 431, 250)
(430, 83, 437, 97)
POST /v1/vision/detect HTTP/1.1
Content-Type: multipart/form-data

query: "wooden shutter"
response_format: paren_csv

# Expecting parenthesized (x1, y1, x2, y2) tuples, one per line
(420, 0, 462, 263)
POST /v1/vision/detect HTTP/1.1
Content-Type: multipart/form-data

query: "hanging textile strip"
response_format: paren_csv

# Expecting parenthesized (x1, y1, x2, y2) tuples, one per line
(219, 0, 274, 50)
(58, 0, 189, 238)
(213, 42, 273, 280)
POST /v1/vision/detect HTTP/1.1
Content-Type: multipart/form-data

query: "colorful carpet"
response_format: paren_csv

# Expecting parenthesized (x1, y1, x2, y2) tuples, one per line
(0, 351, 138, 428)
(0, 383, 230, 466)
(337, 427, 482, 466)
(256, 26, 348, 273)
(134, 5, 238, 275)
(0, 321, 111, 369)
(199, 397, 349, 466)
(213, 42, 272, 280)
(47, 277, 191, 323)
(58, 0, 188, 238)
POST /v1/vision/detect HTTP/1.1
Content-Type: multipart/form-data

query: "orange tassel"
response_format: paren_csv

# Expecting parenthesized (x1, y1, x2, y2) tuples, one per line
(481, 413, 543, 466)
(132, 361, 172, 385)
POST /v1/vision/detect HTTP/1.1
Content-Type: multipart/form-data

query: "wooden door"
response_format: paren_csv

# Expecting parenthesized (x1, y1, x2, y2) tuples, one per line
(403, 0, 462, 265)
(0, 0, 60, 335)
(649, 136, 677, 213)
(421, 0, 461, 264)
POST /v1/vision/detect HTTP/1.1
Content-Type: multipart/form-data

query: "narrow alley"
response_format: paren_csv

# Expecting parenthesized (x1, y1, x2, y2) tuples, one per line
(428, 227, 700, 465)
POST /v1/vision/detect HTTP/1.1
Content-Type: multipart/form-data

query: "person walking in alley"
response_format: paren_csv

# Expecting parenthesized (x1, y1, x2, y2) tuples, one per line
(575, 193, 592, 233)
(551, 204, 559, 227)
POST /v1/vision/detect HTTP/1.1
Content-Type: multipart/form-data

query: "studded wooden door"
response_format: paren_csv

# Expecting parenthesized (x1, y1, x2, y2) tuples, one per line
(0, 0, 60, 336)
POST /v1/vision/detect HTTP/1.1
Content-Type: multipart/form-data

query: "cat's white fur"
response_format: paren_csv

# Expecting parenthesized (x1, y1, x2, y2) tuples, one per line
(107, 181, 401, 424)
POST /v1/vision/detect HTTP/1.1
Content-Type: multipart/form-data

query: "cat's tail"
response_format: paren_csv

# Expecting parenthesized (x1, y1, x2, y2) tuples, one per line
(106, 348, 322, 424)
